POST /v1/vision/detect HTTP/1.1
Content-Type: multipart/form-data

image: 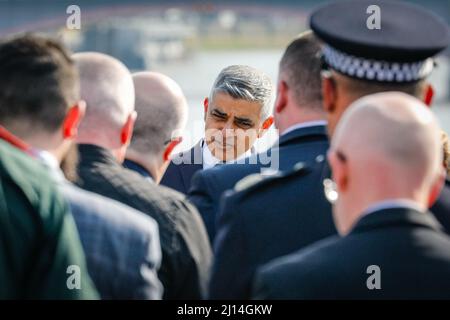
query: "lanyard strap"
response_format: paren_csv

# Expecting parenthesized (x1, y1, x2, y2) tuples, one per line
(0, 126, 31, 154)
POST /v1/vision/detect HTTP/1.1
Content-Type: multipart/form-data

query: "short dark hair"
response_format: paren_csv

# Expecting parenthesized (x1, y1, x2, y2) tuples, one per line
(280, 31, 323, 110)
(0, 34, 78, 134)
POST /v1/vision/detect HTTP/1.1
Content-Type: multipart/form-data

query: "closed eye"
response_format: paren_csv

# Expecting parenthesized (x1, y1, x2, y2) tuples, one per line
(235, 120, 252, 128)
(234, 116, 253, 128)
(212, 110, 227, 120)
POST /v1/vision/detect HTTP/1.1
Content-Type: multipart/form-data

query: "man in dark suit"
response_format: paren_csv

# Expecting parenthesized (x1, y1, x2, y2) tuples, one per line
(208, 32, 338, 299)
(160, 140, 202, 194)
(0, 35, 162, 299)
(160, 65, 274, 194)
(189, 32, 329, 242)
(253, 93, 450, 299)
(73, 52, 212, 300)
(212, 0, 450, 299)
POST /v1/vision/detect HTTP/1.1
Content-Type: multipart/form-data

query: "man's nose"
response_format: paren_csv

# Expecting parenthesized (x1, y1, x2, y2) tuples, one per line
(221, 120, 234, 134)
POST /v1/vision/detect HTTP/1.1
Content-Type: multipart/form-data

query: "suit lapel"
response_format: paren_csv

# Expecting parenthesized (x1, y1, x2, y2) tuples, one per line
(180, 141, 203, 193)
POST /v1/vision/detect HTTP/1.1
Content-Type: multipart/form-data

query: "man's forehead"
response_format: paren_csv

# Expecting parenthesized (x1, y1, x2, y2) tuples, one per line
(211, 94, 261, 119)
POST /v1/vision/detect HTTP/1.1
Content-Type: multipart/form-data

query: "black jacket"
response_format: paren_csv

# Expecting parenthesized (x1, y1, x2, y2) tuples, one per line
(76, 144, 212, 300)
(160, 141, 203, 195)
(189, 125, 330, 243)
(431, 179, 450, 234)
(254, 207, 450, 299)
(209, 157, 337, 299)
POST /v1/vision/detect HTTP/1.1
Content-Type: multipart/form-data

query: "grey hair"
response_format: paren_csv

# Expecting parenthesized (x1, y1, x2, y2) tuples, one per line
(210, 65, 273, 120)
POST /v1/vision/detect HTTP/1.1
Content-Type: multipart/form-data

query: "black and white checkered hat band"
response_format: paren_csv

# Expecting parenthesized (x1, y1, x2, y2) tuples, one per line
(323, 45, 435, 83)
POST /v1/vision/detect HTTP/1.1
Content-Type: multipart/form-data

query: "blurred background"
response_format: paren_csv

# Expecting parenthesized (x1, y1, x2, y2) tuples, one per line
(0, 0, 449, 152)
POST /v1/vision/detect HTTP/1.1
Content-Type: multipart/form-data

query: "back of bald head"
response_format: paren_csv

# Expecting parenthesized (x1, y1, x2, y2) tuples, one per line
(130, 72, 188, 156)
(333, 92, 443, 187)
(73, 52, 134, 134)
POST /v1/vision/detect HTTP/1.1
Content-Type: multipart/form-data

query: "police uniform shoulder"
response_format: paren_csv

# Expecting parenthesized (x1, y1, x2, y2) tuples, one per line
(233, 161, 312, 195)
(234, 154, 327, 197)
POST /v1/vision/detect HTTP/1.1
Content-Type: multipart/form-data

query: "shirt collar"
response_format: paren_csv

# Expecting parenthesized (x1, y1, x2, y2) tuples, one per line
(33, 149, 66, 183)
(201, 139, 254, 170)
(281, 120, 328, 137)
(362, 199, 426, 217)
(123, 158, 154, 183)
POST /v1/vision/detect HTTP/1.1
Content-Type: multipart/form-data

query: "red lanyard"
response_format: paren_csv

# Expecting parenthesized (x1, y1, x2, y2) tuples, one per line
(0, 126, 32, 154)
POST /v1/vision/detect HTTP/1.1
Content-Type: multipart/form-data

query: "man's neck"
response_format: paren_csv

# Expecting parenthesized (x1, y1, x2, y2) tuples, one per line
(356, 189, 427, 217)
(125, 150, 159, 181)
(361, 198, 426, 217)
(278, 109, 326, 136)
(77, 138, 126, 164)
(0, 126, 65, 163)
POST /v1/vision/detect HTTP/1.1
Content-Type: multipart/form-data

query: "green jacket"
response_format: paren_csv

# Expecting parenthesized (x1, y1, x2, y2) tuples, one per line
(0, 140, 98, 299)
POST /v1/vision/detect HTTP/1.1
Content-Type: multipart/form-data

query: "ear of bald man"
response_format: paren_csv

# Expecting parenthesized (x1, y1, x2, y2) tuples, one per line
(62, 101, 86, 140)
(163, 137, 183, 162)
(120, 111, 137, 146)
(56, 100, 86, 163)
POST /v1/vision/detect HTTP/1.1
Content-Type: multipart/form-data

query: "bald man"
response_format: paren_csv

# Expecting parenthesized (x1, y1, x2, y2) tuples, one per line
(124, 72, 188, 183)
(253, 92, 450, 299)
(73, 53, 211, 300)
(74, 52, 136, 162)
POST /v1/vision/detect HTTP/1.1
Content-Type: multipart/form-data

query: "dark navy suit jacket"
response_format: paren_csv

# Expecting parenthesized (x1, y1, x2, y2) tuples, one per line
(188, 125, 330, 243)
(41, 158, 163, 300)
(209, 155, 338, 299)
(160, 141, 203, 195)
(431, 179, 450, 234)
(253, 207, 450, 299)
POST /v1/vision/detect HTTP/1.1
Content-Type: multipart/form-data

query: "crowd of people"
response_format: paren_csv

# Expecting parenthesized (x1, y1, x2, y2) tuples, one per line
(1, 0, 450, 299)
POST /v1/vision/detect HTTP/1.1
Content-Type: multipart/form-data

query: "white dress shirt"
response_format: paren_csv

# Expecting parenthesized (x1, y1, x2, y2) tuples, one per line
(34, 149, 66, 182)
(201, 139, 253, 170)
(280, 120, 328, 137)
(362, 199, 426, 217)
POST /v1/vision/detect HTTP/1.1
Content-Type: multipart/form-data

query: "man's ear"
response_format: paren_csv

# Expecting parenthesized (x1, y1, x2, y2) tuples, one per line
(328, 149, 348, 192)
(163, 137, 182, 162)
(120, 111, 137, 146)
(62, 101, 86, 139)
(428, 169, 446, 207)
(203, 97, 209, 121)
(423, 84, 434, 107)
(275, 80, 288, 114)
(322, 76, 337, 114)
(258, 116, 274, 138)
